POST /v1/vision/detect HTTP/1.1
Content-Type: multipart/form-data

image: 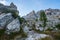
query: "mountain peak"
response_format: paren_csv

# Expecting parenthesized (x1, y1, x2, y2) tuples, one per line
(10, 2, 17, 9)
(27, 10, 35, 16)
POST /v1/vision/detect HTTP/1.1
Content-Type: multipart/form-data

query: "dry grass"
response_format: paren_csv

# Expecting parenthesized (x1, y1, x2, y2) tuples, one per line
(38, 37, 52, 40)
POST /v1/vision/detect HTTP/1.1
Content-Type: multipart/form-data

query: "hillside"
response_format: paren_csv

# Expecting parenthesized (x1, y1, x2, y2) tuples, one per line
(0, 3, 60, 40)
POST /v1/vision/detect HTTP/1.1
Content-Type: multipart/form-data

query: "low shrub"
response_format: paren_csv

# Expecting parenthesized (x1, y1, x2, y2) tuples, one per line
(0, 29, 5, 36)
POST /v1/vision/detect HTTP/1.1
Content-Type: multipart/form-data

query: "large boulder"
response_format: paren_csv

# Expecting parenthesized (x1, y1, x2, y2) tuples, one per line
(6, 18, 20, 34)
(0, 13, 14, 29)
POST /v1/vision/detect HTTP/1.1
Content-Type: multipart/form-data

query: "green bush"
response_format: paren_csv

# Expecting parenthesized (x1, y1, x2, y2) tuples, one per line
(55, 24, 60, 30)
(18, 16, 26, 24)
(12, 12, 19, 18)
(0, 29, 6, 40)
(0, 29, 5, 36)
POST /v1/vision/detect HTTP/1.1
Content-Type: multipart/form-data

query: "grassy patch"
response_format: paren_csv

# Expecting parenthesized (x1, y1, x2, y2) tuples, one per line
(39, 37, 52, 40)
(44, 31, 51, 35)
(53, 32, 60, 40)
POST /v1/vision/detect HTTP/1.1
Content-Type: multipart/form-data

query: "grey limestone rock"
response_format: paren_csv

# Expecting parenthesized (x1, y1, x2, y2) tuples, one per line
(6, 18, 20, 34)
(0, 13, 14, 29)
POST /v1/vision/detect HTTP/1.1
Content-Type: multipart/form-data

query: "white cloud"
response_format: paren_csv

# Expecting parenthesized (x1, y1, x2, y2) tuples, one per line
(0, 0, 6, 5)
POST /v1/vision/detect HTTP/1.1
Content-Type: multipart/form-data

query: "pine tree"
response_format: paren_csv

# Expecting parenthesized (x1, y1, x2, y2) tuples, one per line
(40, 10, 47, 31)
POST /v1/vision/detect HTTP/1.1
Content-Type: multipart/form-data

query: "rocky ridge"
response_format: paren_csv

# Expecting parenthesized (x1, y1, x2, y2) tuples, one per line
(0, 3, 55, 40)
(0, 2, 20, 34)
(23, 8, 60, 30)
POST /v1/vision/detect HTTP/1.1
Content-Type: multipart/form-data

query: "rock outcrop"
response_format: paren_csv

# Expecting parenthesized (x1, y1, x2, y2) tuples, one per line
(6, 18, 20, 34)
(0, 13, 14, 29)
(0, 3, 20, 34)
(23, 8, 60, 31)
(0, 2, 19, 13)
(23, 10, 37, 20)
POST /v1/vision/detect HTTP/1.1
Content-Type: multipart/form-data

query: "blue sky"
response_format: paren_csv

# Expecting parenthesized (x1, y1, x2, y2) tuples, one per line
(0, 0, 60, 16)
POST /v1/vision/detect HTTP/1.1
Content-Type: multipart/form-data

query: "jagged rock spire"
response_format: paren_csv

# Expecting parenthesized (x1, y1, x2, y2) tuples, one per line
(10, 2, 17, 9)
(28, 10, 35, 16)
(0, 3, 4, 6)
